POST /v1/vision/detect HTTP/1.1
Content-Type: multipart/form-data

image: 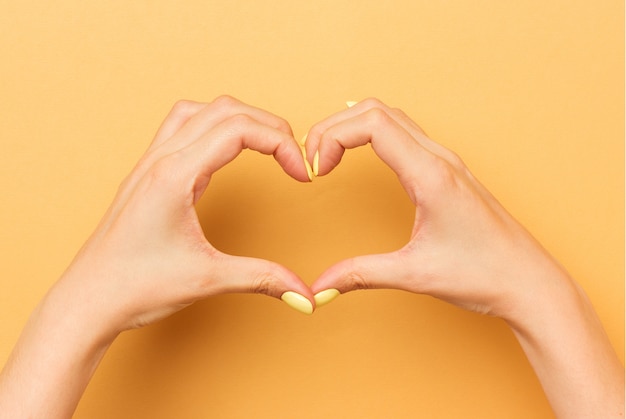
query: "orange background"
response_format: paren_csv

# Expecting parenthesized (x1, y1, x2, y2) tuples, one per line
(0, 1, 623, 417)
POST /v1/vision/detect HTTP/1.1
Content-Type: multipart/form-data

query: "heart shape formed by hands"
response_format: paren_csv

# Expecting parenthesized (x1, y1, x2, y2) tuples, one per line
(201, 101, 406, 314)
(123, 95, 534, 326)
(192, 100, 362, 314)
(182, 96, 522, 319)
(201, 141, 411, 314)
(186, 98, 427, 315)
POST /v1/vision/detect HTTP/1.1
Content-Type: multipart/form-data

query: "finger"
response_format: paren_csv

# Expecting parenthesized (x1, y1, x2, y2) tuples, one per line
(313, 108, 440, 205)
(204, 252, 315, 314)
(151, 113, 310, 205)
(310, 252, 414, 301)
(121, 97, 301, 208)
(388, 107, 466, 167)
(112, 100, 208, 211)
(152, 95, 294, 157)
(303, 99, 422, 157)
(305, 99, 460, 173)
(148, 100, 208, 151)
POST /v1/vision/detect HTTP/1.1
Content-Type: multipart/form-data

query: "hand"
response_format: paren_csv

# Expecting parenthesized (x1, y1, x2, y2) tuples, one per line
(305, 98, 624, 418)
(58, 96, 315, 334)
(307, 98, 559, 318)
(0, 96, 316, 418)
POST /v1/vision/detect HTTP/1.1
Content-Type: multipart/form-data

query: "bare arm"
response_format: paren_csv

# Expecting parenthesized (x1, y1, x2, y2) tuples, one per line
(307, 98, 624, 418)
(0, 96, 315, 418)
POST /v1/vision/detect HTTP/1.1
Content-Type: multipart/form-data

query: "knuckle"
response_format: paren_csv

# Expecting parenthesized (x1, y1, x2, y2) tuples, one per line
(224, 113, 254, 130)
(445, 149, 465, 169)
(360, 97, 385, 109)
(389, 107, 405, 117)
(145, 154, 182, 188)
(171, 99, 200, 117)
(273, 116, 292, 134)
(346, 270, 370, 291)
(251, 266, 280, 296)
(364, 107, 393, 127)
(429, 156, 459, 190)
(212, 94, 238, 109)
(343, 259, 370, 291)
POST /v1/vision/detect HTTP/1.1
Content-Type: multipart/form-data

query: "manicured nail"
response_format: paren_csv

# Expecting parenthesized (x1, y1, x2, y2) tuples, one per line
(346, 100, 358, 108)
(281, 291, 313, 314)
(314, 289, 340, 307)
(300, 145, 313, 181)
(313, 150, 319, 177)
(299, 133, 308, 146)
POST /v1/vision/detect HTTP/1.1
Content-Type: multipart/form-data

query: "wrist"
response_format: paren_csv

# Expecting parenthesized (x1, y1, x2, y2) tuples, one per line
(497, 258, 576, 334)
(41, 282, 120, 350)
(496, 258, 624, 417)
(0, 276, 118, 418)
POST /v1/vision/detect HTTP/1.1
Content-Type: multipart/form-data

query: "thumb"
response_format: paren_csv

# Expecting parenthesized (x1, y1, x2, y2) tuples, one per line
(203, 251, 316, 315)
(310, 251, 412, 307)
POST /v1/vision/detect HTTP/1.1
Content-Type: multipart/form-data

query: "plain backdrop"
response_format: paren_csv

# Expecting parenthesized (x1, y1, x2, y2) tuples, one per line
(0, 1, 623, 418)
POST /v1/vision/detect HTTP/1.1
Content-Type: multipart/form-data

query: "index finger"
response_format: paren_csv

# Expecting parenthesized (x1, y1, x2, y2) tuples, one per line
(151, 113, 310, 205)
(148, 96, 295, 159)
(311, 106, 438, 200)
(305, 99, 462, 177)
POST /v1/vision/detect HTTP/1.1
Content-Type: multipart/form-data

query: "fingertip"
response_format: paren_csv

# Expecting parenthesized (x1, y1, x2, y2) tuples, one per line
(300, 132, 320, 180)
(310, 259, 354, 295)
(312, 150, 319, 177)
(261, 261, 316, 312)
(300, 144, 314, 181)
(315, 138, 345, 177)
(313, 289, 340, 308)
(272, 138, 314, 182)
(281, 291, 314, 315)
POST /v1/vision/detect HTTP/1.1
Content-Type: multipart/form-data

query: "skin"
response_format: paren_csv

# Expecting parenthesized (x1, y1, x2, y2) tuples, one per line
(306, 98, 625, 418)
(0, 96, 623, 418)
(0, 96, 314, 418)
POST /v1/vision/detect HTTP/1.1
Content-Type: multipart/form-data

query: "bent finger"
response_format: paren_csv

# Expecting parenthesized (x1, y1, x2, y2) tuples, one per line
(155, 95, 294, 156)
(313, 108, 440, 204)
(304, 99, 425, 159)
(306, 99, 462, 177)
(164, 113, 310, 204)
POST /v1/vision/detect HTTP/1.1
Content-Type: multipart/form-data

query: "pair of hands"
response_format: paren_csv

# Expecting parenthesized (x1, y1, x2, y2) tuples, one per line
(57, 95, 556, 334)
(5, 96, 622, 419)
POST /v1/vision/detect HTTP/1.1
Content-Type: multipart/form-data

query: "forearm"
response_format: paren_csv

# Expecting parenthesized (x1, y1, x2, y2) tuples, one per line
(0, 280, 116, 418)
(504, 266, 624, 418)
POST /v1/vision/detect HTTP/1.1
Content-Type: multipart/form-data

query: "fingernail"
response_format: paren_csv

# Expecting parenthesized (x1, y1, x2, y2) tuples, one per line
(346, 100, 358, 108)
(281, 291, 313, 314)
(313, 150, 319, 177)
(314, 289, 340, 307)
(299, 133, 308, 146)
(300, 145, 313, 181)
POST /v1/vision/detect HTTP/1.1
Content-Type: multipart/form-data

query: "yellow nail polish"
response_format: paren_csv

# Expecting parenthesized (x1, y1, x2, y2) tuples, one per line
(299, 134, 308, 146)
(313, 150, 319, 177)
(300, 145, 313, 181)
(346, 100, 358, 108)
(314, 289, 340, 307)
(281, 291, 313, 314)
